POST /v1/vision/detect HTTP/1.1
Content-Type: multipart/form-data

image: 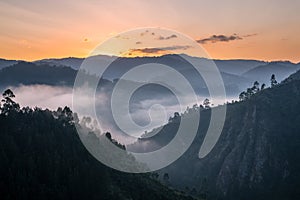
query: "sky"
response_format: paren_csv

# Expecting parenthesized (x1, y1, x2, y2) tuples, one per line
(0, 0, 300, 62)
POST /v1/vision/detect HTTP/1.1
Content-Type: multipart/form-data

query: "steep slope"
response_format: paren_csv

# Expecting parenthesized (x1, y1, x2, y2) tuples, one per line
(0, 102, 196, 200)
(128, 71, 300, 200)
(282, 66, 300, 83)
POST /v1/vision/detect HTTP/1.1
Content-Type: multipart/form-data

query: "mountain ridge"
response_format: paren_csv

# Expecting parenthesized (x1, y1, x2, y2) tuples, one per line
(128, 69, 300, 199)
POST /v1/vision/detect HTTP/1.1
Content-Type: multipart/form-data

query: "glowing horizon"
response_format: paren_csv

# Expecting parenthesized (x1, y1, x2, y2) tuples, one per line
(1, 0, 299, 63)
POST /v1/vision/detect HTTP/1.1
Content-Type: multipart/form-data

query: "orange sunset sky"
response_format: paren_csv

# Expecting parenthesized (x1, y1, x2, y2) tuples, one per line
(0, 0, 299, 62)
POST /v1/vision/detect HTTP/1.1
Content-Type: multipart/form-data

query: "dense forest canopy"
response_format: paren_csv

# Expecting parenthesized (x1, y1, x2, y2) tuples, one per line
(0, 89, 196, 200)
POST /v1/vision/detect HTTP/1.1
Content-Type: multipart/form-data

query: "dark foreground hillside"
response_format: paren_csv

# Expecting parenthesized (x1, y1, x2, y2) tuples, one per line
(0, 91, 195, 200)
(129, 71, 300, 200)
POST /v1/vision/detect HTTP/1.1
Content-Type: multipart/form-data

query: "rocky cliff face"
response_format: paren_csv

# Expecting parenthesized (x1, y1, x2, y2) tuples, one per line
(128, 72, 300, 200)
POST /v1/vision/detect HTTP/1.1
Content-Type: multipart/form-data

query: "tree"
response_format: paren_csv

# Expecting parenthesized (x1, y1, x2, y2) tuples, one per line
(169, 112, 181, 123)
(192, 104, 198, 111)
(239, 91, 246, 101)
(246, 88, 254, 99)
(174, 112, 180, 118)
(239, 81, 266, 102)
(105, 132, 112, 141)
(151, 173, 159, 179)
(271, 74, 277, 87)
(163, 173, 169, 182)
(3, 89, 15, 99)
(252, 81, 260, 93)
(203, 98, 210, 109)
(1, 89, 20, 115)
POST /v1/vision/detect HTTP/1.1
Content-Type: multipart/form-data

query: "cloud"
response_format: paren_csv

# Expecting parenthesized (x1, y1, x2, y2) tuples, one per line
(13, 85, 73, 110)
(140, 30, 149, 36)
(8, 83, 231, 144)
(156, 34, 177, 40)
(243, 33, 258, 37)
(139, 31, 176, 40)
(8, 84, 180, 143)
(130, 45, 191, 54)
(115, 35, 130, 39)
(197, 34, 243, 44)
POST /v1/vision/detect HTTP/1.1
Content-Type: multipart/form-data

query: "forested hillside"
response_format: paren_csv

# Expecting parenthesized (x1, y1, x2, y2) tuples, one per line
(129, 70, 300, 200)
(0, 90, 195, 200)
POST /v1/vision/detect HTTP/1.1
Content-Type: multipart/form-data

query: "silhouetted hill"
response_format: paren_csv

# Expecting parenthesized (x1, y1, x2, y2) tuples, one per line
(128, 70, 300, 200)
(214, 59, 266, 75)
(0, 95, 196, 200)
(35, 57, 84, 70)
(0, 58, 17, 70)
(1, 55, 298, 97)
(35, 55, 267, 76)
(242, 61, 300, 83)
(282, 67, 300, 83)
(0, 61, 77, 86)
(34, 55, 116, 71)
(0, 61, 113, 89)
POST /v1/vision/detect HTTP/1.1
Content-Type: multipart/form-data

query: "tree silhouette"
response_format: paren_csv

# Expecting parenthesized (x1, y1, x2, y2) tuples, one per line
(246, 88, 254, 99)
(174, 112, 180, 118)
(239, 81, 264, 101)
(163, 173, 170, 183)
(239, 91, 247, 101)
(203, 98, 210, 109)
(105, 132, 112, 141)
(271, 74, 278, 87)
(252, 81, 260, 93)
(0, 89, 20, 115)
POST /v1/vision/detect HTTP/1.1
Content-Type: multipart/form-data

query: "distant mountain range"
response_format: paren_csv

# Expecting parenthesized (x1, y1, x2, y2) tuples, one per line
(242, 61, 300, 83)
(0, 58, 18, 70)
(1, 54, 299, 97)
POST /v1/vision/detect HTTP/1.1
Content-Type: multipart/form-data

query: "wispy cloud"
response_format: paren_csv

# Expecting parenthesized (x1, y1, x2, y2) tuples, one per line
(130, 45, 191, 54)
(156, 34, 177, 40)
(243, 33, 258, 37)
(140, 30, 149, 36)
(197, 34, 243, 44)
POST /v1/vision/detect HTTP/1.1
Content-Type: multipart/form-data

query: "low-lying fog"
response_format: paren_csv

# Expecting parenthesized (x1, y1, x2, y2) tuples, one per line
(11, 84, 236, 144)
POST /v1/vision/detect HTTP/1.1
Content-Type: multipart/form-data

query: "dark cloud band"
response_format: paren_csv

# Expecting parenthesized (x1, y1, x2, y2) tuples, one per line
(197, 34, 244, 44)
(157, 34, 177, 40)
(130, 45, 191, 54)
